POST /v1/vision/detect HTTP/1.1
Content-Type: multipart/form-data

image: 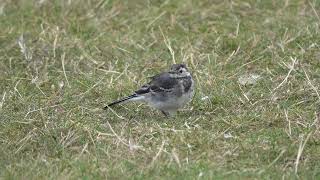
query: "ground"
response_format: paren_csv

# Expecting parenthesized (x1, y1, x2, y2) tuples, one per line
(1, 0, 320, 179)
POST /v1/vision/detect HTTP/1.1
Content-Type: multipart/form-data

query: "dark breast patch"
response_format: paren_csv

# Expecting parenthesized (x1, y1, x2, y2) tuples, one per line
(183, 77, 192, 92)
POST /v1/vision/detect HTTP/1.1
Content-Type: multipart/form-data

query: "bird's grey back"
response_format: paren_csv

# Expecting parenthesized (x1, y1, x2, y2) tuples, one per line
(150, 72, 178, 92)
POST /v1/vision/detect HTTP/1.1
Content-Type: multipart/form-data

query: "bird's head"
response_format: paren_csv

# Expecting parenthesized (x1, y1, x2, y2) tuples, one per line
(169, 64, 191, 78)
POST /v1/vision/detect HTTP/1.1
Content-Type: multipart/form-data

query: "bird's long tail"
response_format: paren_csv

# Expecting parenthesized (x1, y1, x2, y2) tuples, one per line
(104, 94, 138, 109)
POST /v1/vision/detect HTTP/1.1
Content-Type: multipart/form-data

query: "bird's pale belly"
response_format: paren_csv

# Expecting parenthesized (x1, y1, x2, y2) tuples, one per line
(147, 87, 194, 111)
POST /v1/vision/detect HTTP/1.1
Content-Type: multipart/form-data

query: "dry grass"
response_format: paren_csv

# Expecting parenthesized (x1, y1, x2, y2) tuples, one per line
(1, 0, 320, 179)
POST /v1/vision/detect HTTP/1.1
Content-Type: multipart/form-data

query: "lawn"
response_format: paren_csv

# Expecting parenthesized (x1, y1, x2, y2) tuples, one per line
(1, 0, 320, 179)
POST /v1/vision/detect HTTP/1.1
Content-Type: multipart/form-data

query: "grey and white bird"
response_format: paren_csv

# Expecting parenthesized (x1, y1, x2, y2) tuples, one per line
(104, 64, 195, 116)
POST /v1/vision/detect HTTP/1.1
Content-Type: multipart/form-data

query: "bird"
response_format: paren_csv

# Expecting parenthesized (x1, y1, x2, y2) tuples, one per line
(104, 64, 195, 117)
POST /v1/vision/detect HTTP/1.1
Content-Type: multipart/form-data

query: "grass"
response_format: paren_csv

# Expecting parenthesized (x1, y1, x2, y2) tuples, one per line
(1, 0, 320, 179)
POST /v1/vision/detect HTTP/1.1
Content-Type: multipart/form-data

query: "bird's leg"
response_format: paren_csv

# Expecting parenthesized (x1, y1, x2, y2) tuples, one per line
(161, 110, 170, 117)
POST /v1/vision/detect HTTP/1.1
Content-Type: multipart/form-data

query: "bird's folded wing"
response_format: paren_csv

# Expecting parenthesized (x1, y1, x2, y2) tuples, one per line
(135, 85, 151, 94)
(135, 72, 177, 95)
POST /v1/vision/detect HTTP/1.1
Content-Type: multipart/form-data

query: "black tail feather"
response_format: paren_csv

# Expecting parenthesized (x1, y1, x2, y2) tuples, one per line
(104, 94, 137, 109)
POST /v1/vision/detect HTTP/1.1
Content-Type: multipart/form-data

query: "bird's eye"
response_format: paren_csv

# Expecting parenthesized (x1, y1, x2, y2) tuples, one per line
(179, 69, 183, 73)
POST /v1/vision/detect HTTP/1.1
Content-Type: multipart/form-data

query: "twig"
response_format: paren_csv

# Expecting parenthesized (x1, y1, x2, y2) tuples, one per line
(53, 32, 58, 58)
(76, 78, 104, 97)
(106, 121, 129, 146)
(273, 57, 297, 91)
(303, 68, 320, 101)
(295, 132, 313, 174)
(151, 140, 166, 165)
(147, 11, 166, 28)
(172, 148, 181, 167)
(0, 91, 6, 110)
(104, 106, 126, 120)
(15, 129, 35, 154)
(14, 80, 23, 100)
(238, 83, 251, 104)
(17, 34, 32, 61)
(159, 26, 175, 64)
(309, 1, 320, 23)
(61, 52, 70, 87)
(24, 104, 63, 119)
(225, 45, 240, 63)
(116, 46, 133, 54)
(284, 109, 292, 137)
(258, 149, 286, 174)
